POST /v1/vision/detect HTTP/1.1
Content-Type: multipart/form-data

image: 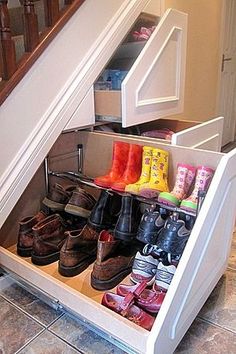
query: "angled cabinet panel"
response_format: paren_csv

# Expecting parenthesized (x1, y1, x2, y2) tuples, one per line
(122, 9, 187, 127)
(63, 87, 95, 131)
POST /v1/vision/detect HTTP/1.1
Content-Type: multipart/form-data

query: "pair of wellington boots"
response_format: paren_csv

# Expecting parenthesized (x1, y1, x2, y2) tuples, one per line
(125, 145, 169, 199)
(158, 164, 215, 211)
(94, 141, 143, 192)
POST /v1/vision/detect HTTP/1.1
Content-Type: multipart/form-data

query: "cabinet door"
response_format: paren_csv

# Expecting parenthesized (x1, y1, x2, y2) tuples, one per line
(122, 8, 187, 127)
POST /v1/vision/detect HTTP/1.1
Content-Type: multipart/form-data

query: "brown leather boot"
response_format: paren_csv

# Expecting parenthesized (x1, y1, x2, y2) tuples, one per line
(58, 224, 100, 277)
(91, 230, 137, 290)
(31, 214, 68, 265)
(65, 187, 96, 218)
(17, 211, 46, 257)
(42, 183, 77, 211)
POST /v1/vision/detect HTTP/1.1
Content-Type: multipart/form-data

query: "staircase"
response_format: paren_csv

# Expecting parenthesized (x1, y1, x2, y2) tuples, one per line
(0, 0, 150, 228)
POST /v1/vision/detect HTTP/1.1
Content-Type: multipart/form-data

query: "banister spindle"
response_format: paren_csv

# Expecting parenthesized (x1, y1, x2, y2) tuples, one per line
(21, 0, 39, 52)
(64, 0, 74, 4)
(0, 0, 17, 80)
(44, 0, 59, 27)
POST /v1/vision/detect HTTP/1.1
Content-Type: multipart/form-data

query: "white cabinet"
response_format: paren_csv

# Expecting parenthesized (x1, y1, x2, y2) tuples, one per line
(0, 131, 235, 354)
(94, 8, 188, 127)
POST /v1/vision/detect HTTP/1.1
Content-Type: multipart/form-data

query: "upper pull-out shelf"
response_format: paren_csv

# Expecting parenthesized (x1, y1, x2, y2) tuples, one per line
(94, 8, 188, 127)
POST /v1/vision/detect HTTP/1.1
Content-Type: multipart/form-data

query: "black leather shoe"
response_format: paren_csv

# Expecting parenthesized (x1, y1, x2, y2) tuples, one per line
(156, 212, 191, 256)
(88, 190, 121, 230)
(114, 195, 141, 241)
(136, 207, 166, 245)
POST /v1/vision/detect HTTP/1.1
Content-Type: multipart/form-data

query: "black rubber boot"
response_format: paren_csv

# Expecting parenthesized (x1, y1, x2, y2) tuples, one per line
(156, 212, 191, 256)
(114, 195, 141, 242)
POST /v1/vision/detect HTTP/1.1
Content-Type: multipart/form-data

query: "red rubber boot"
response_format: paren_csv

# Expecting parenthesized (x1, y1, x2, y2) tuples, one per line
(94, 141, 130, 188)
(111, 144, 143, 192)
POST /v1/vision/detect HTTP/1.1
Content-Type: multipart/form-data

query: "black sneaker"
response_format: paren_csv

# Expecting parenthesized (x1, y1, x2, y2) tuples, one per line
(136, 207, 167, 245)
(156, 212, 191, 256)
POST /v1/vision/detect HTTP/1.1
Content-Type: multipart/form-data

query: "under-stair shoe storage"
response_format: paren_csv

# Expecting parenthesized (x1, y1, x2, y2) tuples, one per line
(0, 131, 236, 354)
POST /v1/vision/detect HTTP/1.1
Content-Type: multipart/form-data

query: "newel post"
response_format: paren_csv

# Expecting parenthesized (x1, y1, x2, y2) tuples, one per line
(0, 0, 17, 80)
(44, 0, 59, 27)
(21, 0, 40, 52)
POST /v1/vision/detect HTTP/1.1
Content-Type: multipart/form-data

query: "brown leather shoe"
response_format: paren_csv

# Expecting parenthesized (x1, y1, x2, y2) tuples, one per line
(31, 214, 68, 265)
(91, 230, 136, 290)
(65, 187, 96, 218)
(17, 211, 46, 257)
(42, 183, 76, 211)
(58, 224, 100, 277)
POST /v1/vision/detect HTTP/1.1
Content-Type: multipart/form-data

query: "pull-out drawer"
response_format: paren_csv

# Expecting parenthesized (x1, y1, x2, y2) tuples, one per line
(94, 8, 187, 127)
(0, 131, 236, 354)
(95, 116, 224, 151)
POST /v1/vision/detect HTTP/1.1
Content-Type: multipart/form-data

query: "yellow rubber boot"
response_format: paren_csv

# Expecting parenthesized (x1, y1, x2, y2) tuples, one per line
(125, 146, 153, 194)
(139, 148, 169, 199)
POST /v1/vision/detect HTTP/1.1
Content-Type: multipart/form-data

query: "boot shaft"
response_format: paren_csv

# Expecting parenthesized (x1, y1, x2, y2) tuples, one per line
(121, 144, 142, 181)
(88, 190, 121, 229)
(150, 148, 169, 181)
(107, 141, 130, 178)
(96, 230, 119, 263)
(191, 165, 215, 199)
(114, 195, 141, 241)
(172, 164, 196, 198)
(137, 146, 153, 183)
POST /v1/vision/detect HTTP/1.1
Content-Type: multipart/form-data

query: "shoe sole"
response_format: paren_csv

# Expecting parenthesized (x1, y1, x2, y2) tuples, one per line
(31, 251, 60, 265)
(58, 256, 96, 277)
(17, 245, 32, 257)
(91, 267, 132, 291)
(64, 204, 91, 218)
(42, 197, 65, 211)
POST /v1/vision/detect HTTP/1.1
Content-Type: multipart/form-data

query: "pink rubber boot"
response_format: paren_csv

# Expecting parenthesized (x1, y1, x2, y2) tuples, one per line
(158, 164, 196, 206)
(180, 166, 215, 212)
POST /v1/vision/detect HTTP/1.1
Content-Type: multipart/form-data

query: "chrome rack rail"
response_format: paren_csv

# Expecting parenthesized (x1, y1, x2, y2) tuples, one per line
(47, 168, 199, 218)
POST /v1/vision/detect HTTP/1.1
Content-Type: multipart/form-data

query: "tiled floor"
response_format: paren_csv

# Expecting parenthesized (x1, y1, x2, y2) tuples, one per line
(0, 233, 235, 354)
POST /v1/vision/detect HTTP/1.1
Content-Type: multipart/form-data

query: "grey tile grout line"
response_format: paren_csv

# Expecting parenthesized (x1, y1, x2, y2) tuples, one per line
(14, 328, 46, 354)
(0, 291, 64, 329)
(196, 316, 236, 335)
(46, 327, 83, 353)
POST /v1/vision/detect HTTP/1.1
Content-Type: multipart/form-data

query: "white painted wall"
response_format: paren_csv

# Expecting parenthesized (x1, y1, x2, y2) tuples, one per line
(0, 0, 149, 227)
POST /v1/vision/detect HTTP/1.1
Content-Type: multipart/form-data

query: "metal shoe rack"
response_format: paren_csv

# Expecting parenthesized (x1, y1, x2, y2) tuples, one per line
(44, 146, 206, 219)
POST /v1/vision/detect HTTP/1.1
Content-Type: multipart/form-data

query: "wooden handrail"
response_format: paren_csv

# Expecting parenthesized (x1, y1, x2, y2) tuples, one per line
(0, 0, 85, 106)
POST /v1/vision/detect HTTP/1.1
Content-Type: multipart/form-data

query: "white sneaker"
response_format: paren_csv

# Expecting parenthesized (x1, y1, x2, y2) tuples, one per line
(130, 251, 159, 285)
(153, 261, 177, 292)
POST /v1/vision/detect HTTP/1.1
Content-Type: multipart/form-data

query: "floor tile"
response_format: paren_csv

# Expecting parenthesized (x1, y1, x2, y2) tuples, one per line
(18, 330, 80, 354)
(49, 313, 127, 354)
(228, 232, 236, 270)
(175, 318, 236, 354)
(0, 296, 43, 354)
(0, 276, 62, 326)
(198, 269, 236, 332)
